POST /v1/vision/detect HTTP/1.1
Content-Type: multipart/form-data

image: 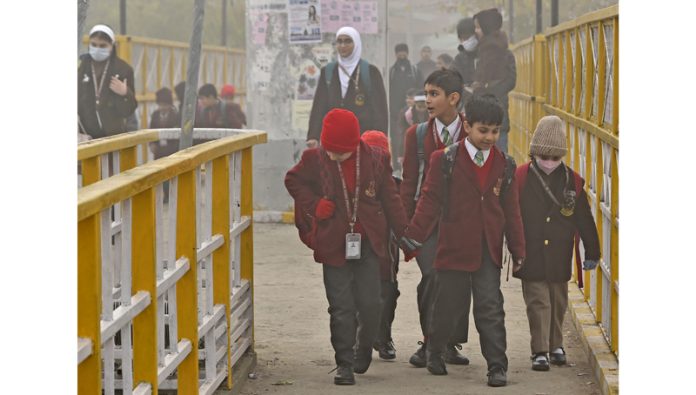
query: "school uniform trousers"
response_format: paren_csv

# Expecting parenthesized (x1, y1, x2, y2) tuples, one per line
(323, 240, 382, 366)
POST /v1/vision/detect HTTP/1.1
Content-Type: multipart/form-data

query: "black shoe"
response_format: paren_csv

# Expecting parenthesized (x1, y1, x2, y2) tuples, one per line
(487, 367, 507, 387)
(531, 353, 550, 371)
(426, 351, 447, 375)
(373, 340, 396, 360)
(444, 343, 470, 365)
(409, 341, 426, 368)
(550, 348, 567, 366)
(353, 351, 372, 374)
(333, 365, 355, 385)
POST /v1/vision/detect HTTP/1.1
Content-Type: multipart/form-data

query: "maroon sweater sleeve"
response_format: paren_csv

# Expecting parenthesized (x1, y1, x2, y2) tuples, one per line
(405, 150, 445, 243)
(378, 154, 408, 238)
(284, 149, 323, 217)
(400, 124, 419, 218)
(501, 171, 526, 261)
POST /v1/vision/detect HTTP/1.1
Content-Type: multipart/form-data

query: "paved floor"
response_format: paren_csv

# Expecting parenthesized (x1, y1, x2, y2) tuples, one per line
(239, 223, 600, 395)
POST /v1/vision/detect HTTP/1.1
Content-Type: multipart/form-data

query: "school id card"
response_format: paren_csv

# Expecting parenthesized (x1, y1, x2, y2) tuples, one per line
(345, 233, 361, 260)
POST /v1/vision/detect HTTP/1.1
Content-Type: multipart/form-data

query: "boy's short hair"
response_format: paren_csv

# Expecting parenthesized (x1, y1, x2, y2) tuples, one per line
(395, 43, 409, 53)
(174, 81, 186, 102)
(424, 69, 463, 104)
(156, 87, 173, 105)
(437, 53, 453, 66)
(464, 94, 504, 126)
(421, 45, 432, 53)
(198, 83, 217, 98)
(456, 18, 475, 40)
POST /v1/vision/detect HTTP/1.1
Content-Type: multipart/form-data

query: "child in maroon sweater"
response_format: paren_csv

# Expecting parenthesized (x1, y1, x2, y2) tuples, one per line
(285, 109, 408, 386)
(403, 94, 526, 387)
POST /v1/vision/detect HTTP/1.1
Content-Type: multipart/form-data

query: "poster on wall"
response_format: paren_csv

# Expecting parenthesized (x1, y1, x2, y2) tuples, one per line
(321, 0, 378, 34)
(289, 0, 322, 44)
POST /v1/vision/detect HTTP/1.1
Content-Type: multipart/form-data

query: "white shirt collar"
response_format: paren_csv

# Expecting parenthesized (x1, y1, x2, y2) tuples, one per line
(464, 137, 491, 166)
(434, 116, 461, 143)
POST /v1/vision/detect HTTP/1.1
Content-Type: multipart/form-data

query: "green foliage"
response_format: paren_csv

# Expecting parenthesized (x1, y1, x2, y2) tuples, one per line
(83, 0, 246, 50)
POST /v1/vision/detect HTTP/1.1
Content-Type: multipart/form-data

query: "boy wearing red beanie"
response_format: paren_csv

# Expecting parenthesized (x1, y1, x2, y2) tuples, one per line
(285, 110, 409, 386)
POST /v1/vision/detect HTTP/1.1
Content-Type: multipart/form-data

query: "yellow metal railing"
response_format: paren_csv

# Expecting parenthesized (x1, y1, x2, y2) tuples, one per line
(78, 130, 159, 186)
(509, 5, 619, 355)
(78, 130, 266, 394)
(83, 35, 247, 129)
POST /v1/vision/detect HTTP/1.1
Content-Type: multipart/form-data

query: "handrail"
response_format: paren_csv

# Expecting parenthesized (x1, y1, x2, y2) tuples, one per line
(78, 130, 160, 161)
(78, 131, 266, 220)
(508, 5, 619, 355)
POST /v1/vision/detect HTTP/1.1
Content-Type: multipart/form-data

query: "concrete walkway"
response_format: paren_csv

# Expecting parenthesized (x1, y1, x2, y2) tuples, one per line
(239, 223, 601, 395)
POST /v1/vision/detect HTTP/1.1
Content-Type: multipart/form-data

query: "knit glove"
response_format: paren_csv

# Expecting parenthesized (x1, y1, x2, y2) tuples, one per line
(582, 260, 598, 271)
(315, 198, 336, 220)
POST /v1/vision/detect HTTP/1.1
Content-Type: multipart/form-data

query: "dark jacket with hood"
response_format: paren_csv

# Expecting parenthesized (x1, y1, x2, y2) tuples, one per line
(78, 53, 137, 139)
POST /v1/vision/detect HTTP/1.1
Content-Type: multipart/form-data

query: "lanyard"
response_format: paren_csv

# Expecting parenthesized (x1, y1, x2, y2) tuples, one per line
(90, 59, 111, 106)
(338, 63, 361, 88)
(529, 162, 568, 208)
(336, 148, 361, 233)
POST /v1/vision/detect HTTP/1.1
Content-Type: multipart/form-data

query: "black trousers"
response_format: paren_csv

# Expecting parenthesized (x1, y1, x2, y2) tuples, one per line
(376, 280, 400, 344)
(323, 242, 382, 367)
(415, 230, 470, 344)
(427, 242, 508, 371)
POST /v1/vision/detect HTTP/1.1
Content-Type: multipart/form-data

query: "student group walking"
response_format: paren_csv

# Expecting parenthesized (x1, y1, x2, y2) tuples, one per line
(286, 8, 600, 389)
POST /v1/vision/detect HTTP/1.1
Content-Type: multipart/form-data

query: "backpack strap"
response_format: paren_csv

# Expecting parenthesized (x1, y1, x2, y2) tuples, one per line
(498, 152, 517, 202)
(413, 122, 430, 201)
(440, 141, 460, 216)
(325, 61, 337, 89)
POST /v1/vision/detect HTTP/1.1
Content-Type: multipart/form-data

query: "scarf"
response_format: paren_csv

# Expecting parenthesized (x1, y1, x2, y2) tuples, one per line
(335, 26, 362, 98)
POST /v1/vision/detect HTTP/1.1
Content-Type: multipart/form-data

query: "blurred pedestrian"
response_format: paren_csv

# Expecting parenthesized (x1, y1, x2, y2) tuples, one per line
(436, 53, 454, 70)
(306, 27, 388, 148)
(471, 8, 517, 154)
(149, 87, 180, 159)
(174, 81, 186, 113)
(415, 46, 438, 84)
(453, 17, 478, 89)
(78, 24, 137, 139)
(389, 43, 419, 168)
(219, 84, 247, 129)
(395, 90, 429, 166)
(195, 83, 222, 128)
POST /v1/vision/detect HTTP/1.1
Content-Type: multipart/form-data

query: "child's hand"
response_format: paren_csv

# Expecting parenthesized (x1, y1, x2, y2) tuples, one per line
(306, 139, 319, 149)
(582, 260, 598, 271)
(109, 76, 128, 96)
(315, 198, 335, 220)
(398, 236, 422, 261)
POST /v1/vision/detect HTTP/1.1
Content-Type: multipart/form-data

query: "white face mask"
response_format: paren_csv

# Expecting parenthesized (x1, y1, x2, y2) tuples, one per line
(461, 35, 478, 52)
(89, 45, 111, 62)
(535, 157, 563, 174)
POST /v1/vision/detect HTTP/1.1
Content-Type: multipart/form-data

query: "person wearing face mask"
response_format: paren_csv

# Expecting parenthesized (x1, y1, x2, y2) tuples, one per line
(452, 18, 478, 104)
(78, 24, 137, 139)
(513, 115, 600, 372)
(306, 26, 388, 149)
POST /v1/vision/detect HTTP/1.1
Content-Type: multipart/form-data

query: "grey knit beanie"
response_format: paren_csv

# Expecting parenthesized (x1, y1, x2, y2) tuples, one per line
(529, 115, 567, 157)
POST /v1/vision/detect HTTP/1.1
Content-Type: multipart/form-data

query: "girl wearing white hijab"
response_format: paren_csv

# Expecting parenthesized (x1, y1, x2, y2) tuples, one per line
(306, 26, 388, 148)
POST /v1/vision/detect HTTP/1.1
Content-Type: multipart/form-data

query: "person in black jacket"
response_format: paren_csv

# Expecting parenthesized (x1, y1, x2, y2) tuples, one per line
(471, 8, 516, 154)
(388, 43, 419, 169)
(513, 116, 600, 372)
(306, 26, 388, 148)
(452, 17, 478, 106)
(78, 24, 137, 139)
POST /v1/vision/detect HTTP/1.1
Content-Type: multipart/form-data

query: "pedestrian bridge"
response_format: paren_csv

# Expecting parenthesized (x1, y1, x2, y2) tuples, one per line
(77, 5, 618, 395)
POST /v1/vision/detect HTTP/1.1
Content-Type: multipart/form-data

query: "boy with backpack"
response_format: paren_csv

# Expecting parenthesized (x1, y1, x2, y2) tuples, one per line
(512, 115, 600, 371)
(285, 109, 409, 386)
(402, 94, 526, 387)
(400, 69, 471, 369)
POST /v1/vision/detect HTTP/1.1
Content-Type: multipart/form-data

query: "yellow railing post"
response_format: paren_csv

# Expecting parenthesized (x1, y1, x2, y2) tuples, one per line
(81, 156, 101, 186)
(78, 215, 102, 394)
(594, 137, 604, 322)
(120, 146, 137, 172)
(583, 130, 592, 300)
(132, 188, 158, 392)
(610, 149, 619, 353)
(176, 170, 199, 394)
(212, 156, 233, 389)
(597, 22, 607, 127)
(584, 24, 594, 121)
(240, 147, 255, 346)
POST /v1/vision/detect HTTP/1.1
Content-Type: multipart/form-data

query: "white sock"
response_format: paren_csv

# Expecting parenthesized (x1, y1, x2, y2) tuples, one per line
(552, 347, 564, 354)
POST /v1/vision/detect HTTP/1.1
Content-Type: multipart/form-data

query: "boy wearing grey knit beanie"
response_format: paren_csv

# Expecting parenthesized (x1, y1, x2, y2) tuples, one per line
(512, 115, 601, 371)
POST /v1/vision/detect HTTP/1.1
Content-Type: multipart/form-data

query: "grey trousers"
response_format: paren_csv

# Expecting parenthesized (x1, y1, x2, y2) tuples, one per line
(428, 244, 508, 371)
(323, 242, 382, 366)
(521, 280, 569, 354)
(415, 230, 470, 344)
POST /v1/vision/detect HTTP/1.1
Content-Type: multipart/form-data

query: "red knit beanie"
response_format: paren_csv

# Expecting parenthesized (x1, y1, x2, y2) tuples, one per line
(361, 130, 390, 157)
(321, 109, 360, 153)
(220, 84, 236, 98)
